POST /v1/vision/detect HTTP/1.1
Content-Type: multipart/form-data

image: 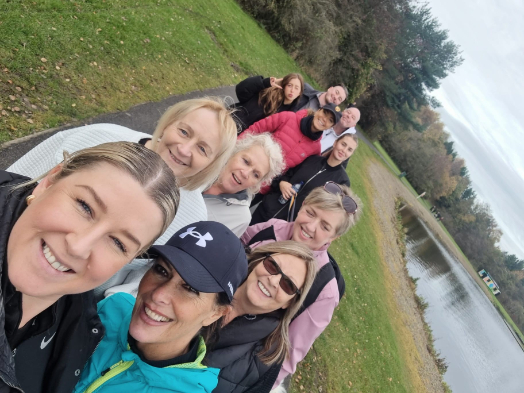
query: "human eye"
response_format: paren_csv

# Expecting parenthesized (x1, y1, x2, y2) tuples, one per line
(183, 284, 200, 295)
(153, 263, 169, 277)
(111, 236, 127, 254)
(76, 199, 93, 218)
(254, 172, 260, 179)
(198, 145, 207, 156)
(243, 157, 249, 165)
(306, 209, 314, 217)
(179, 128, 189, 137)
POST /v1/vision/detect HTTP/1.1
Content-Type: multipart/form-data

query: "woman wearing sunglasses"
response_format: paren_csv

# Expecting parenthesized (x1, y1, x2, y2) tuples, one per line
(241, 183, 362, 388)
(250, 133, 358, 224)
(205, 241, 317, 392)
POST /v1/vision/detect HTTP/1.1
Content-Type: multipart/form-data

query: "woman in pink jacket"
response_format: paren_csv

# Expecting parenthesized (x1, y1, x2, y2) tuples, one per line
(240, 183, 362, 388)
(241, 104, 341, 195)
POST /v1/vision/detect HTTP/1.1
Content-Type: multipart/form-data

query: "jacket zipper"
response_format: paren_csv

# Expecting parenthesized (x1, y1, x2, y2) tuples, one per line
(82, 360, 134, 393)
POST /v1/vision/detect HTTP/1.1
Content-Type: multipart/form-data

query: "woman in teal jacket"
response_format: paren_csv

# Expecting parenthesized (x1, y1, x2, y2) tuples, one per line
(73, 221, 248, 393)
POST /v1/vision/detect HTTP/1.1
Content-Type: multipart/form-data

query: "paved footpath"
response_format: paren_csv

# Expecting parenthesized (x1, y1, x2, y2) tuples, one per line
(1, 85, 392, 173)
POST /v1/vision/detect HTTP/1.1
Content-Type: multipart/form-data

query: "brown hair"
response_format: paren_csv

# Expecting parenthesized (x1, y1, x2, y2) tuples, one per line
(259, 73, 304, 116)
(246, 241, 317, 365)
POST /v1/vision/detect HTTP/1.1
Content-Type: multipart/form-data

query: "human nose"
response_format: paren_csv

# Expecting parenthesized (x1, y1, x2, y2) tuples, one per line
(177, 141, 192, 157)
(267, 273, 282, 290)
(150, 282, 172, 306)
(65, 227, 100, 260)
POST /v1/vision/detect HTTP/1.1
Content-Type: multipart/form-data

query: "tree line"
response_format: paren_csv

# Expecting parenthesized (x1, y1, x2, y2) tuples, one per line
(237, 0, 524, 333)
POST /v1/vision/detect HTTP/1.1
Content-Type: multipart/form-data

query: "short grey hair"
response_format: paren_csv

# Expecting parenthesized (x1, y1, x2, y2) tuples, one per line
(231, 133, 285, 196)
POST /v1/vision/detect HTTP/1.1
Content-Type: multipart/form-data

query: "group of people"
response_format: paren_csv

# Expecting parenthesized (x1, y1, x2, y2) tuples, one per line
(0, 72, 362, 393)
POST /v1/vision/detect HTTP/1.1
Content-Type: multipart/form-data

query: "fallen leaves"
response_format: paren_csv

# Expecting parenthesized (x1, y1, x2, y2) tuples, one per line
(9, 95, 16, 101)
(40, 57, 47, 63)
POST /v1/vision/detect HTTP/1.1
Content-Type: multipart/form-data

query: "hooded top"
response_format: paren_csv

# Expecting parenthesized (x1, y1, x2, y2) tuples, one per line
(242, 110, 322, 194)
(73, 292, 220, 393)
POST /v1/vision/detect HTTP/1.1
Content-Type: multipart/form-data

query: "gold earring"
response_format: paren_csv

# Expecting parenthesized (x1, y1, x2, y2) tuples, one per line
(26, 195, 36, 205)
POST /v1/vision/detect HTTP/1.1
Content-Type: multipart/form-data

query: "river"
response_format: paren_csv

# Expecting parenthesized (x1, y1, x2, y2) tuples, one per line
(401, 209, 524, 393)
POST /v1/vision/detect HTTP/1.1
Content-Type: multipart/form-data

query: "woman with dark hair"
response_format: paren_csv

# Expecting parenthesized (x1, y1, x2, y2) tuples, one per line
(0, 142, 179, 393)
(72, 222, 248, 393)
(233, 73, 304, 132)
(251, 133, 358, 224)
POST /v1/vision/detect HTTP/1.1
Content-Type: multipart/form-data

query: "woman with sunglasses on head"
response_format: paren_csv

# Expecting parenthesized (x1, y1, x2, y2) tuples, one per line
(0, 142, 179, 393)
(233, 73, 304, 133)
(205, 241, 317, 393)
(8, 97, 237, 298)
(240, 104, 341, 196)
(203, 133, 284, 236)
(72, 222, 248, 393)
(251, 133, 358, 225)
(241, 183, 362, 389)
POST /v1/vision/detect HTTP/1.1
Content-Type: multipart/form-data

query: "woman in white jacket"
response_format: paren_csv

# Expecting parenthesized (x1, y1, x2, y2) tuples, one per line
(8, 97, 237, 298)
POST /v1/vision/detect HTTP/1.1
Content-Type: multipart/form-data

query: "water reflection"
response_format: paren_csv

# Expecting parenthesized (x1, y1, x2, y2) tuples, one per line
(401, 209, 524, 393)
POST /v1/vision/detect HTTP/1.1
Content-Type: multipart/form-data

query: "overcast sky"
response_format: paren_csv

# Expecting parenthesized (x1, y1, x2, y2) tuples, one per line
(425, 0, 524, 260)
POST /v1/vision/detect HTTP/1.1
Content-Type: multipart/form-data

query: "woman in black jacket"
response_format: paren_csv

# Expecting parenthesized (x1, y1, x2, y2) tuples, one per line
(250, 133, 358, 224)
(233, 73, 304, 132)
(0, 142, 179, 393)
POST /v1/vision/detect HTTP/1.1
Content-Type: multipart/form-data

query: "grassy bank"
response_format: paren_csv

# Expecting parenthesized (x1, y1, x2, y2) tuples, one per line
(0, 0, 315, 143)
(290, 142, 433, 392)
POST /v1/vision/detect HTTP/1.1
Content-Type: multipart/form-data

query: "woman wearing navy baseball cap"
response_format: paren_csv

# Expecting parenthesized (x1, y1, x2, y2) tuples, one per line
(72, 222, 248, 393)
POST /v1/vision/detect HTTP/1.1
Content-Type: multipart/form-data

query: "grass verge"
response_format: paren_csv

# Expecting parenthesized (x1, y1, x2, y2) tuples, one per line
(0, 0, 315, 143)
(290, 142, 428, 392)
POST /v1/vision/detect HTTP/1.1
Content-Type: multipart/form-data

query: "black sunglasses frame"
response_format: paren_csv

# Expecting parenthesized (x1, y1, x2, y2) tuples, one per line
(260, 254, 301, 296)
(323, 181, 358, 215)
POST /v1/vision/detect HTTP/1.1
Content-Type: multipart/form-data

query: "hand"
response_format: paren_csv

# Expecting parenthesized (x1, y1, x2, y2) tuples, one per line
(270, 77, 283, 89)
(279, 181, 296, 200)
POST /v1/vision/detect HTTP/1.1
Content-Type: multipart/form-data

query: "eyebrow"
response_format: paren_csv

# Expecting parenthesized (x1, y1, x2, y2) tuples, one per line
(179, 121, 213, 154)
(76, 185, 141, 249)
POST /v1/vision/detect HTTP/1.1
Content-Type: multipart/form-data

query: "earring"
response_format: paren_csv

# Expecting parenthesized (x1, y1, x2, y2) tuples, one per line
(26, 195, 36, 205)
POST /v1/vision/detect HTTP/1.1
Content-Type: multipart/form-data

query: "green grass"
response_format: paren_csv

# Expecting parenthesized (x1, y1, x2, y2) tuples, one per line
(290, 142, 418, 392)
(371, 141, 524, 346)
(0, 0, 316, 143)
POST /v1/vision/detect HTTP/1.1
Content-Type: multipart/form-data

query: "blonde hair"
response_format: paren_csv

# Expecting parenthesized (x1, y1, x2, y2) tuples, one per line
(259, 73, 304, 116)
(302, 185, 362, 237)
(246, 241, 317, 365)
(19, 142, 179, 253)
(150, 97, 237, 191)
(336, 133, 359, 148)
(227, 133, 285, 196)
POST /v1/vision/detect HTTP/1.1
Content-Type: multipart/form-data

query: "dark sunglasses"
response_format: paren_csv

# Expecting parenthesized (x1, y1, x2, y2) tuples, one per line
(261, 254, 301, 296)
(324, 181, 358, 215)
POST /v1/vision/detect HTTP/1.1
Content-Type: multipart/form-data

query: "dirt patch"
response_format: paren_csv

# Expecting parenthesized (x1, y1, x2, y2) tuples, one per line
(366, 160, 448, 393)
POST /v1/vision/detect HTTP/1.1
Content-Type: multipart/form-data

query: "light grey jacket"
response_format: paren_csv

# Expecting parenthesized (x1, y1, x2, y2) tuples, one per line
(203, 190, 251, 237)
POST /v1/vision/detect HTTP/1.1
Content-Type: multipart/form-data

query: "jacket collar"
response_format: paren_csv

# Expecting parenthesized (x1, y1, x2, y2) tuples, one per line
(202, 190, 250, 206)
(300, 116, 322, 141)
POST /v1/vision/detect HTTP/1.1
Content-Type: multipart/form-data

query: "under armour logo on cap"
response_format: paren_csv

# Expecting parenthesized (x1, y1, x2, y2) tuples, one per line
(228, 281, 234, 296)
(179, 226, 213, 247)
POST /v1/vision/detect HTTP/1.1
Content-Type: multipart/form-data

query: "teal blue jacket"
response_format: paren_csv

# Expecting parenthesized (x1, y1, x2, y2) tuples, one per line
(73, 293, 220, 393)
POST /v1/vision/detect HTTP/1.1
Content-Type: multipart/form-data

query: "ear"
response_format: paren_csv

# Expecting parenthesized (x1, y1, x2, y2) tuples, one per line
(32, 164, 63, 198)
(201, 304, 232, 327)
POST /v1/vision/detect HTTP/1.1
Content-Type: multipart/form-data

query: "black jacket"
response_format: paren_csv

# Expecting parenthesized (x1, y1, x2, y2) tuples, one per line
(251, 156, 350, 225)
(207, 311, 284, 393)
(0, 171, 104, 393)
(233, 76, 300, 133)
(296, 83, 321, 111)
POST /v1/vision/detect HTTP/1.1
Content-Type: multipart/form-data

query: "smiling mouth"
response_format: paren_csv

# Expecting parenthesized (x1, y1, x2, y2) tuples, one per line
(42, 241, 74, 273)
(168, 149, 188, 166)
(144, 305, 173, 322)
(258, 281, 271, 297)
(232, 173, 241, 185)
(301, 228, 313, 239)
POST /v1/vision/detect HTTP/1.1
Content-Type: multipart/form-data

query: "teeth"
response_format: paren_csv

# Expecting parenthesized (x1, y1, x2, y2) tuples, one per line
(169, 151, 187, 166)
(43, 243, 71, 272)
(301, 229, 312, 239)
(258, 281, 271, 297)
(233, 174, 241, 184)
(145, 306, 171, 322)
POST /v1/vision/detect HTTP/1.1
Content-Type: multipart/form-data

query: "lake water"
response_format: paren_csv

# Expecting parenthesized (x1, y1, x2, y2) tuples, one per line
(401, 209, 524, 393)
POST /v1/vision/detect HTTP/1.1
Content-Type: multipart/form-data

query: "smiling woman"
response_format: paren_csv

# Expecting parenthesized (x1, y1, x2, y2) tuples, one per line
(0, 142, 179, 393)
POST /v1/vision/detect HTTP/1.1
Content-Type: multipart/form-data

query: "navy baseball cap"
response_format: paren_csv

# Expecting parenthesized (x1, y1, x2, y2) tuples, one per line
(322, 103, 342, 124)
(148, 221, 248, 301)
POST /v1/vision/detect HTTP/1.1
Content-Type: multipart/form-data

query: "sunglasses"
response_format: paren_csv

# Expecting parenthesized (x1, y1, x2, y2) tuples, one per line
(324, 181, 358, 215)
(261, 254, 301, 296)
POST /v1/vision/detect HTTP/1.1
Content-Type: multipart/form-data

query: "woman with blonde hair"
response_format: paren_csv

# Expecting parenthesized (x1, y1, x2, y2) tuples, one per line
(203, 133, 285, 236)
(233, 73, 305, 132)
(8, 97, 237, 297)
(0, 142, 179, 393)
(205, 241, 317, 392)
(241, 184, 362, 389)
